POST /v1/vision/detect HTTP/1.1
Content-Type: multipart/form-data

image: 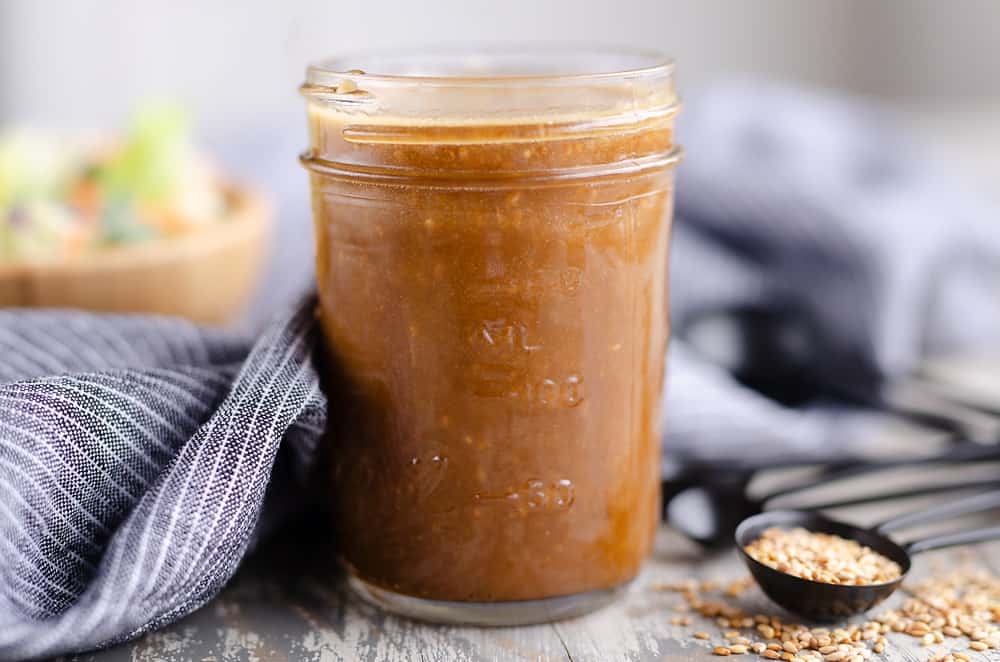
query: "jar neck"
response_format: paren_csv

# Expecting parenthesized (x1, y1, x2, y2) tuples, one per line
(300, 48, 679, 182)
(303, 103, 678, 181)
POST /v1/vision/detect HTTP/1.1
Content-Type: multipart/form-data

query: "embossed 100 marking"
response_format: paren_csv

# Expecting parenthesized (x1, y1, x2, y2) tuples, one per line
(508, 374, 584, 407)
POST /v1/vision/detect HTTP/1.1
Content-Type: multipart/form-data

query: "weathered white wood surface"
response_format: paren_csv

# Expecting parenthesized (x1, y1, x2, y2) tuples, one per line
(54, 518, 1000, 662)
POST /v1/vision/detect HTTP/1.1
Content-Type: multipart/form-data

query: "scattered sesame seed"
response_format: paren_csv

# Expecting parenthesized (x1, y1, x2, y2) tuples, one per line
(649, 559, 999, 660)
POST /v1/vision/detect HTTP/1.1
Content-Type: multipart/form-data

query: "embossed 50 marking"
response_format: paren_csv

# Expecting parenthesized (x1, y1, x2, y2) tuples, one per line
(475, 478, 575, 513)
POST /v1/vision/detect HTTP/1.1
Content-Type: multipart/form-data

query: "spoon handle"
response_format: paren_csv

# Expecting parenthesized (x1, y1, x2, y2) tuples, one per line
(877, 377, 1000, 444)
(797, 478, 1000, 512)
(763, 441, 1000, 503)
(906, 525, 1000, 555)
(873, 489, 1000, 534)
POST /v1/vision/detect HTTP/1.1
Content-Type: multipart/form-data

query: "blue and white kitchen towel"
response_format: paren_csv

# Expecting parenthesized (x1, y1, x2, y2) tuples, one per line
(2, 82, 1000, 658)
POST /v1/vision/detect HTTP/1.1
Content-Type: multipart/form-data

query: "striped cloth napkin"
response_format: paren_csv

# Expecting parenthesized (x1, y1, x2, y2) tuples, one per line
(2, 82, 1000, 659)
(0, 303, 326, 659)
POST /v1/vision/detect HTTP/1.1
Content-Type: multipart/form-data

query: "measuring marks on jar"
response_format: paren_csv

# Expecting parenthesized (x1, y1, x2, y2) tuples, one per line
(462, 311, 586, 408)
(464, 361, 585, 407)
(474, 478, 576, 515)
(473, 319, 542, 352)
(514, 374, 585, 407)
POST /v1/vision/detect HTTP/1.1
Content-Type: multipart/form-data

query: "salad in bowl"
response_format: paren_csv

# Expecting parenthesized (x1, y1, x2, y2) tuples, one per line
(0, 106, 228, 262)
(0, 106, 268, 323)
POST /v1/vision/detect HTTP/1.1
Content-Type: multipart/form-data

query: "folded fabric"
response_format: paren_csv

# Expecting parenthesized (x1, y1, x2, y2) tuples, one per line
(0, 303, 326, 659)
(664, 82, 1000, 458)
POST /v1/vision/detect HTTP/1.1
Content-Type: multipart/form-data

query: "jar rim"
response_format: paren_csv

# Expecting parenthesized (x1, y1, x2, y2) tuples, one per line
(305, 44, 674, 88)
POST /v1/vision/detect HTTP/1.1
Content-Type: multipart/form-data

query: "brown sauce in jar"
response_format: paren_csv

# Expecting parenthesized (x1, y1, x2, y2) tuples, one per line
(304, 70, 679, 603)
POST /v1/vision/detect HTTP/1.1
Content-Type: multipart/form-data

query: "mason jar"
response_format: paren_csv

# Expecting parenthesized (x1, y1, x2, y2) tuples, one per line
(300, 46, 681, 625)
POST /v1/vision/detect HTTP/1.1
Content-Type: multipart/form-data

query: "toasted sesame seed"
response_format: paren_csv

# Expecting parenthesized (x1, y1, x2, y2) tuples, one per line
(649, 563, 1000, 662)
(713, 646, 732, 656)
(744, 528, 902, 586)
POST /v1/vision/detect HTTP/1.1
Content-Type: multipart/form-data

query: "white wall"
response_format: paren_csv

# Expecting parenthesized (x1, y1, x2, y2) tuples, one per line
(4, 0, 1000, 135)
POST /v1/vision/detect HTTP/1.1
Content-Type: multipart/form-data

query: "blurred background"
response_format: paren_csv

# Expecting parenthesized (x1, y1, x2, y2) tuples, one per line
(4, 0, 1000, 198)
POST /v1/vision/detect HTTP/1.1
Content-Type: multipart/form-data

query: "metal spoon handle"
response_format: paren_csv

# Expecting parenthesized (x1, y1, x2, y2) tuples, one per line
(877, 377, 1000, 444)
(905, 525, 1000, 555)
(797, 479, 1000, 512)
(763, 442, 1000, 503)
(874, 489, 1000, 534)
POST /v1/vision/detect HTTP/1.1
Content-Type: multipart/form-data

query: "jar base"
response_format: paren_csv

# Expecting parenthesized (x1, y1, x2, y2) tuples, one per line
(346, 573, 631, 626)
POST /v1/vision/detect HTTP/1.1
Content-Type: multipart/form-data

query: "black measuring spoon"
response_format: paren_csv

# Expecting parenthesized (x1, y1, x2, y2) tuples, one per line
(734, 489, 1000, 621)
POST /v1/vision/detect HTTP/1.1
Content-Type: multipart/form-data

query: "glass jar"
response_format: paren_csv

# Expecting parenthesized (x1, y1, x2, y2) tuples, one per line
(300, 46, 681, 625)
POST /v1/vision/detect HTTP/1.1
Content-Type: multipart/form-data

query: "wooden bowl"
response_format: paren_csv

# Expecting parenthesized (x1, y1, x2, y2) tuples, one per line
(0, 185, 271, 325)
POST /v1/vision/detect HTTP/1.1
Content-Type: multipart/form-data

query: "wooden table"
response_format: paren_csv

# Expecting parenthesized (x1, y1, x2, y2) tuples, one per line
(57, 498, 1000, 662)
